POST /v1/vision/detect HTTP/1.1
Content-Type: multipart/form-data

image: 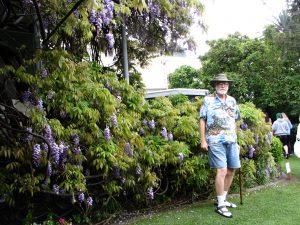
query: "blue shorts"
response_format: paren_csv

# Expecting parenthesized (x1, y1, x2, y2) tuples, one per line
(208, 142, 241, 169)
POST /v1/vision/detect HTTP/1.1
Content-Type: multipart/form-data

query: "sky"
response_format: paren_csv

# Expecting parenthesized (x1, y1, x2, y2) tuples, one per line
(194, 0, 287, 54)
(140, 0, 287, 90)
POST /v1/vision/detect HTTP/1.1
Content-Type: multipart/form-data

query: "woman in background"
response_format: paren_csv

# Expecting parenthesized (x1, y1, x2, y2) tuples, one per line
(282, 113, 293, 155)
(272, 113, 290, 159)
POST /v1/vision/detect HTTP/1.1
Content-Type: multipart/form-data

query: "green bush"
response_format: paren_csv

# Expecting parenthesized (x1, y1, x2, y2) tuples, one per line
(233, 102, 280, 190)
(270, 136, 284, 163)
(0, 51, 282, 224)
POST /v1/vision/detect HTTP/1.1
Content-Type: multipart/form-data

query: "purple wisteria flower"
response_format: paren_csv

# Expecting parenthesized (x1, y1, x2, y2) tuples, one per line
(73, 146, 81, 155)
(116, 95, 122, 102)
(47, 163, 52, 176)
(267, 132, 272, 140)
(44, 125, 53, 143)
(148, 0, 161, 17)
(240, 122, 248, 131)
(41, 68, 49, 78)
(71, 134, 81, 157)
(105, 33, 115, 49)
(87, 196, 93, 206)
(72, 134, 80, 147)
(21, 89, 34, 104)
(142, 119, 148, 126)
(248, 145, 255, 159)
(111, 113, 118, 128)
(59, 142, 68, 166)
(99, 0, 114, 26)
(78, 193, 85, 202)
(167, 133, 173, 141)
(104, 127, 111, 141)
(265, 132, 272, 147)
(42, 143, 49, 155)
(148, 187, 154, 200)
(95, 15, 102, 31)
(47, 92, 53, 100)
(113, 166, 120, 177)
(25, 127, 33, 142)
(85, 169, 90, 176)
(73, 9, 79, 18)
(22, 0, 33, 6)
(136, 167, 142, 175)
(125, 142, 133, 158)
(36, 99, 43, 111)
(148, 119, 155, 130)
(178, 152, 184, 162)
(53, 184, 59, 194)
(89, 9, 97, 24)
(51, 143, 60, 165)
(60, 111, 67, 119)
(33, 144, 41, 167)
(105, 81, 113, 92)
(160, 127, 168, 140)
(139, 127, 145, 136)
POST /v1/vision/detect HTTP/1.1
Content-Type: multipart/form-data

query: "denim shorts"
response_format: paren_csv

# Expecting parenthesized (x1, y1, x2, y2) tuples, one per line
(208, 142, 241, 169)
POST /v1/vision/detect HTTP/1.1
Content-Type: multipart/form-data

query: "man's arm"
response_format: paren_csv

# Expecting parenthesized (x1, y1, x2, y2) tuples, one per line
(200, 118, 208, 151)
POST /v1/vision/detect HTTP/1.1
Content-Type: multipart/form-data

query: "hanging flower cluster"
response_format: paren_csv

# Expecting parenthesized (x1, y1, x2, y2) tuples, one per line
(104, 127, 111, 141)
(111, 113, 118, 128)
(125, 142, 133, 158)
(160, 127, 168, 140)
(88, 0, 115, 48)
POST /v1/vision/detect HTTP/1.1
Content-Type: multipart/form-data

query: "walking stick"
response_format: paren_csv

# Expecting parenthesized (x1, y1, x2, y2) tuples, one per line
(239, 168, 243, 204)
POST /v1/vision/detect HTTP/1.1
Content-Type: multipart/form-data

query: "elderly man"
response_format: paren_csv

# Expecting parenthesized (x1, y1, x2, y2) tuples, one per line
(199, 73, 240, 218)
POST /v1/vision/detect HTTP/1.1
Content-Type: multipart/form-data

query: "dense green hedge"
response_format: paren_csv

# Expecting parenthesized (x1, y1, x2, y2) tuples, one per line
(0, 50, 282, 224)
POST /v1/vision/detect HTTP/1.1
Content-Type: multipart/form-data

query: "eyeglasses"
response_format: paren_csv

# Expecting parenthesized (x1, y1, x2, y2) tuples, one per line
(216, 82, 229, 86)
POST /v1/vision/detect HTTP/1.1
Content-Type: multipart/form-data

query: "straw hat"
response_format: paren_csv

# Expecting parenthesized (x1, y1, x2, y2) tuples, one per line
(210, 73, 233, 87)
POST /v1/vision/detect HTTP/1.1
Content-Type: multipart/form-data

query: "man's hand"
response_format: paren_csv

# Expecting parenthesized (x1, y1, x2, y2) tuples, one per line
(237, 144, 240, 154)
(201, 140, 208, 151)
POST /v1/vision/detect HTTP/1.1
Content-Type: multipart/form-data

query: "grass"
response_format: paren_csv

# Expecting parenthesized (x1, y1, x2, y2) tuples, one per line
(124, 155, 300, 225)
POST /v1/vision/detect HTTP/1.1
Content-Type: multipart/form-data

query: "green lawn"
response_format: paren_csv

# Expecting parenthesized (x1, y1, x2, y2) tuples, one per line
(127, 156, 300, 225)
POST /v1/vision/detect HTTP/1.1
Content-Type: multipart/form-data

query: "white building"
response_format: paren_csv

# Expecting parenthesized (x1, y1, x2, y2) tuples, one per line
(138, 51, 202, 91)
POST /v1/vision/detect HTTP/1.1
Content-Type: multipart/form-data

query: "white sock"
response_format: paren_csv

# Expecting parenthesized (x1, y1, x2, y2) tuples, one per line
(223, 191, 228, 201)
(217, 195, 225, 207)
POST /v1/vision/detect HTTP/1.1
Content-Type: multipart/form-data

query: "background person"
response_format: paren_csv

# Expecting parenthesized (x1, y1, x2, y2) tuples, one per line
(199, 73, 240, 219)
(297, 115, 300, 141)
(265, 112, 272, 126)
(282, 113, 293, 155)
(272, 113, 290, 159)
(294, 115, 300, 158)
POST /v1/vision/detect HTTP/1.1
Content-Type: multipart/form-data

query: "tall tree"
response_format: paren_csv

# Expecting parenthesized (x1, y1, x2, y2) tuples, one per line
(198, 33, 291, 116)
(15, 0, 206, 70)
(266, 0, 300, 117)
(168, 65, 204, 89)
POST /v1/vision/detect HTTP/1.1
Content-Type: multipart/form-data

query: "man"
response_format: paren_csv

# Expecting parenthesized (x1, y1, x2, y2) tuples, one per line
(199, 73, 240, 218)
(272, 113, 290, 159)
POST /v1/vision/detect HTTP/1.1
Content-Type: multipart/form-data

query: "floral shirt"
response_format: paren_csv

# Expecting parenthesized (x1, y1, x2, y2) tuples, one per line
(200, 93, 240, 144)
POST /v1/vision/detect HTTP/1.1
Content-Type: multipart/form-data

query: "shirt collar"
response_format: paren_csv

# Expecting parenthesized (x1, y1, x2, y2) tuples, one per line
(214, 92, 227, 102)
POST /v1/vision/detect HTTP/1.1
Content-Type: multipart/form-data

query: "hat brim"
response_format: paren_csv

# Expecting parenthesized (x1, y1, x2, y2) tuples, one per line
(210, 80, 233, 87)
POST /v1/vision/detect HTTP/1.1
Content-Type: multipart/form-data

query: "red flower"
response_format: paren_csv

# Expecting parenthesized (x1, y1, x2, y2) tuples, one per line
(59, 218, 65, 224)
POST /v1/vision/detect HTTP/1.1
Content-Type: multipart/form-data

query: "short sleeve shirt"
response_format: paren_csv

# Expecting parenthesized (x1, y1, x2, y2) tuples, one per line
(200, 93, 240, 144)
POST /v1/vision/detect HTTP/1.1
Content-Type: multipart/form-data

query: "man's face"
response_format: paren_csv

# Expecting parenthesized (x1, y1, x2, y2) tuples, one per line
(215, 82, 229, 95)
